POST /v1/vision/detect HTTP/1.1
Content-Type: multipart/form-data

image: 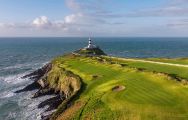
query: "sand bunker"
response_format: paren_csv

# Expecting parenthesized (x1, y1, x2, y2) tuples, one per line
(112, 85, 126, 92)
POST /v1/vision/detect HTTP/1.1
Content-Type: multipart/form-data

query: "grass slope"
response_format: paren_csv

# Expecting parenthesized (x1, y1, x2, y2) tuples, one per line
(103, 56, 188, 81)
(51, 55, 188, 120)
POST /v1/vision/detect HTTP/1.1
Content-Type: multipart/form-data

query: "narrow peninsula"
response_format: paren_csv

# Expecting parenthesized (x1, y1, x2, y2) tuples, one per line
(16, 38, 188, 120)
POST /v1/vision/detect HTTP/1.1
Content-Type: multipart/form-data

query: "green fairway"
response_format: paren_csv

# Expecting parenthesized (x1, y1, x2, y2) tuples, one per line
(53, 55, 188, 120)
(103, 56, 188, 80)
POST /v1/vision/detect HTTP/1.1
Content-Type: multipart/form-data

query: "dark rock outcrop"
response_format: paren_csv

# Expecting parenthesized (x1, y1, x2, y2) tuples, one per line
(22, 63, 52, 80)
(38, 95, 63, 111)
(15, 60, 82, 120)
(32, 88, 55, 98)
(15, 81, 41, 93)
(15, 63, 52, 93)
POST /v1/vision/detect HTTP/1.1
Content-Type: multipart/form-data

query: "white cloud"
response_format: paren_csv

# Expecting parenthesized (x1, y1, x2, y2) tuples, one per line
(0, 16, 66, 30)
(31, 16, 69, 30)
(1, 0, 188, 37)
(32, 16, 51, 27)
(64, 13, 83, 24)
(0, 13, 107, 37)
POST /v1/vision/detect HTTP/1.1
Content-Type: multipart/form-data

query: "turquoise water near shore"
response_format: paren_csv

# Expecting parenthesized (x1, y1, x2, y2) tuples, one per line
(1, 37, 188, 120)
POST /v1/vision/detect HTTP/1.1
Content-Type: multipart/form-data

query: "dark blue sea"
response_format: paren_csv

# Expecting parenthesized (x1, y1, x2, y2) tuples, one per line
(1, 37, 188, 120)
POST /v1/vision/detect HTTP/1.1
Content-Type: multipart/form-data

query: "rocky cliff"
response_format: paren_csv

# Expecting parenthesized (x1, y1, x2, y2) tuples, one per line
(15, 55, 83, 120)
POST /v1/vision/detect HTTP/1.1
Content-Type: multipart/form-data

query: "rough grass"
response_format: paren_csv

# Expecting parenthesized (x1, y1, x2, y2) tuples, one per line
(52, 55, 188, 120)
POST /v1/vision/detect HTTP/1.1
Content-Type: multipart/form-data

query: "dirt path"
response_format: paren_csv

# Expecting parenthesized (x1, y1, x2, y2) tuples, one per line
(110, 56, 188, 68)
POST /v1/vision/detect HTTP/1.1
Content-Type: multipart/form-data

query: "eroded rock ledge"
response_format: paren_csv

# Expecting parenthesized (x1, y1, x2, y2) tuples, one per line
(15, 61, 82, 120)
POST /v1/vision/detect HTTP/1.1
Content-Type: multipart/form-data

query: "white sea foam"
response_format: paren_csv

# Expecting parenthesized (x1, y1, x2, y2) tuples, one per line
(1, 62, 43, 71)
(0, 61, 51, 120)
(0, 61, 49, 85)
(18, 93, 55, 120)
(0, 91, 15, 99)
(2, 64, 29, 70)
(0, 72, 30, 84)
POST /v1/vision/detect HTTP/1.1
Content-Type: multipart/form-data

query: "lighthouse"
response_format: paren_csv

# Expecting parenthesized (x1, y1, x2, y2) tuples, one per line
(86, 37, 97, 49)
(75, 37, 106, 55)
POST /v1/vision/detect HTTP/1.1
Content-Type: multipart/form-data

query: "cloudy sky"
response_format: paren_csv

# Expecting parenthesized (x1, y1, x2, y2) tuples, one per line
(0, 0, 188, 37)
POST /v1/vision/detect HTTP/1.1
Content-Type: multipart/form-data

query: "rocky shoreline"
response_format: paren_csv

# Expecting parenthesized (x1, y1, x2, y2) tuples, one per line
(14, 61, 82, 120)
(15, 63, 54, 120)
(15, 63, 52, 93)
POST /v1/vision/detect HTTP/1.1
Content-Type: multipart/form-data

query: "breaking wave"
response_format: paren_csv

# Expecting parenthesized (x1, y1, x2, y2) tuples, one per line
(0, 91, 15, 99)
(0, 72, 30, 84)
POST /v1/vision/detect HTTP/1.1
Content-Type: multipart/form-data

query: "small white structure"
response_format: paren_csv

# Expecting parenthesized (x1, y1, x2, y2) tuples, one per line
(85, 37, 97, 49)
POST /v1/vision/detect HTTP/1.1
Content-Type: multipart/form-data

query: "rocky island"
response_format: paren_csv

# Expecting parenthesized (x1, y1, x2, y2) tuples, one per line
(16, 38, 188, 120)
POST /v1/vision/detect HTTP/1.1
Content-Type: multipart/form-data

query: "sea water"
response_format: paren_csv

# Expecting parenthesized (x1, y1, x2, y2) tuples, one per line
(1, 37, 188, 120)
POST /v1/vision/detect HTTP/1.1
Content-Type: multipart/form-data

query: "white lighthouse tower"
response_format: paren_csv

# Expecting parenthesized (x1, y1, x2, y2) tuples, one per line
(77, 37, 105, 55)
(86, 37, 97, 49)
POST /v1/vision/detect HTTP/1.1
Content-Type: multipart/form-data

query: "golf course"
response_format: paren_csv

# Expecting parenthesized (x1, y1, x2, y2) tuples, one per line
(43, 54, 188, 120)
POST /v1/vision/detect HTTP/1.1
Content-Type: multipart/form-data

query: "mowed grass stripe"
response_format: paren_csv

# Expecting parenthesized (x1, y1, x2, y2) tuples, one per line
(124, 76, 180, 101)
(127, 77, 175, 101)
(125, 84, 172, 105)
(125, 81, 176, 105)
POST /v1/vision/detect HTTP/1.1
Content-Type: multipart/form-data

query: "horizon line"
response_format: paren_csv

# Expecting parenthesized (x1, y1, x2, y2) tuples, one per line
(0, 36, 188, 38)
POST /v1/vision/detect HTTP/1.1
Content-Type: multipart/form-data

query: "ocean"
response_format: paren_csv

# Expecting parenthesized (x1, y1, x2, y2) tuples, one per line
(1, 37, 188, 120)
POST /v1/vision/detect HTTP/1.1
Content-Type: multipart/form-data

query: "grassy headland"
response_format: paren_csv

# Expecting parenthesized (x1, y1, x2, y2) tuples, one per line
(43, 54, 188, 120)
(19, 45, 188, 120)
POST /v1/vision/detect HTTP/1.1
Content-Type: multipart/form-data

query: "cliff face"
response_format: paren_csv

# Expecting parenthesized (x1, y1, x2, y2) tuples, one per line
(42, 61, 82, 120)
(42, 65, 81, 98)
(15, 55, 83, 120)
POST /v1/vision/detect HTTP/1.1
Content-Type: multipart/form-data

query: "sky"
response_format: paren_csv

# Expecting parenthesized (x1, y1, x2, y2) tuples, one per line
(0, 0, 188, 37)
